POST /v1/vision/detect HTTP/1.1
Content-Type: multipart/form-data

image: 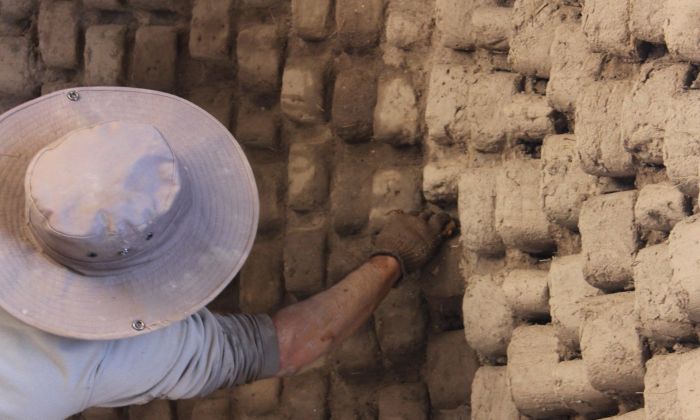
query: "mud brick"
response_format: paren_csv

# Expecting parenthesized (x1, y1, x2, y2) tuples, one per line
(422, 159, 465, 204)
(329, 377, 378, 420)
(186, 87, 233, 129)
(553, 360, 616, 417)
(509, 0, 578, 78)
(330, 158, 372, 236)
(373, 74, 419, 146)
(665, 0, 700, 62)
(630, 0, 666, 44)
(84, 25, 127, 86)
(502, 269, 549, 320)
(495, 159, 554, 254)
(385, 3, 430, 49)
(237, 24, 282, 97)
(462, 274, 515, 358)
(669, 215, 700, 323)
(470, 366, 520, 420)
(189, 0, 234, 60)
(189, 398, 230, 420)
(178, 56, 235, 91)
(435, 0, 490, 50)
(582, 0, 636, 58)
(281, 372, 328, 420)
(332, 321, 381, 376)
(377, 383, 428, 420)
(0, 0, 36, 20)
(239, 239, 283, 314)
(288, 143, 329, 212)
(663, 92, 700, 196)
(252, 163, 285, 234)
(548, 254, 603, 350)
(424, 64, 471, 146)
(232, 378, 281, 416)
(283, 220, 327, 296)
(421, 238, 464, 299)
(128, 400, 172, 420)
(580, 293, 645, 395)
(507, 325, 569, 410)
(622, 61, 691, 165)
(281, 59, 326, 124)
(507, 325, 568, 417)
(540, 134, 602, 230)
(129, 0, 188, 13)
(634, 243, 693, 343)
(332, 66, 377, 143)
(547, 22, 604, 115)
(369, 167, 422, 233)
(38, 1, 78, 69)
(236, 102, 280, 151)
(292, 0, 333, 41)
(0, 36, 37, 96)
(432, 405, 471, 420)
(425, 330, 479, 409)
(634, 183, 688, 232)
(576, 80, 635, 177)
(458, 168, 504, 256)
(508, 327, 614, 418)
(336, 0, 383, 51)
(499, 94, 555, 142)
(374, 281, 426, 362)
(426, 294, 463, 334)
(644, 352, 696, 419)
(579, 191, 638, 291)
(326, 234, 371, 285)
(676, 350, 700, 419)
(129, 26, 178, 92)
(471, 6, 511, 51)
(466, 72, 523, 152)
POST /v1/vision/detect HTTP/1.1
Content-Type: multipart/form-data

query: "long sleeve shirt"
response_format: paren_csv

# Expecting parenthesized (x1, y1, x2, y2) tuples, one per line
(0, 307, 279, 419)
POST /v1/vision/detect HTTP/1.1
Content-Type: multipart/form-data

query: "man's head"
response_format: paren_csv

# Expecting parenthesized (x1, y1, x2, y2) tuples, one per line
(0, 87, 258, 339)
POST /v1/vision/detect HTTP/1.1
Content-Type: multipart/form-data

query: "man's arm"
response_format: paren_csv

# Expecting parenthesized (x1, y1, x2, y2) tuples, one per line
(83, 210, 450, 410)
(272, 210, 453, 376)
(272, 255, 400, 375)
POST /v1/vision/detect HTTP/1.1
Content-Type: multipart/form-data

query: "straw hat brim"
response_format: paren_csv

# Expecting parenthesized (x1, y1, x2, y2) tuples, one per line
(0, 87, 259, 340)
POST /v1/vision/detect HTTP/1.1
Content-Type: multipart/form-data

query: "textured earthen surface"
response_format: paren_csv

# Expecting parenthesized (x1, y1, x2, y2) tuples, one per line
(8, 0, 700, 418)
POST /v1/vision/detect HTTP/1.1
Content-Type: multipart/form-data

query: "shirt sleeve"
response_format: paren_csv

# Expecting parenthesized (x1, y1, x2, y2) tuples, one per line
(86, 309, 280, 408)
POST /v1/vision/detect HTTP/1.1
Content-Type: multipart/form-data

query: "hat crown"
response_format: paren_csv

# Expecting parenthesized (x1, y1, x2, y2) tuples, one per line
(25, 121, 188, 275)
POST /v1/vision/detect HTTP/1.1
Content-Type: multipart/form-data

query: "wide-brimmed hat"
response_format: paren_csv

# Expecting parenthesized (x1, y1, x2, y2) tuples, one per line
(0, 87, 259, 340)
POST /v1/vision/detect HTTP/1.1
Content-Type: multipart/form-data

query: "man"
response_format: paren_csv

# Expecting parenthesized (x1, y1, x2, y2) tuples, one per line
(0, 87, 452, 419)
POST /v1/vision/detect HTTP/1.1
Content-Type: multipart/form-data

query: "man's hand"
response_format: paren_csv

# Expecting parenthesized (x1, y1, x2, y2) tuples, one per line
(270, 208, 455, 376)
(372, 209, 456, 277)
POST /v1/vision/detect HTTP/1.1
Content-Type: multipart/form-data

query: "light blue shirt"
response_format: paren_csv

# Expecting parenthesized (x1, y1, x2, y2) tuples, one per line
(0, 307, 279, 419)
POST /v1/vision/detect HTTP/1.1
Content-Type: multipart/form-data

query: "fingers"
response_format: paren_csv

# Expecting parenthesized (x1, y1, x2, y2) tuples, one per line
(428, 211, 453, 234)
(419, 209, 433, 221)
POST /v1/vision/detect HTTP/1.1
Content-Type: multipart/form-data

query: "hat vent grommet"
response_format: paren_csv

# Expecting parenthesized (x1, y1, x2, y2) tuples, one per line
(131, 320, 146, 331)
(66, 90, 80, 101)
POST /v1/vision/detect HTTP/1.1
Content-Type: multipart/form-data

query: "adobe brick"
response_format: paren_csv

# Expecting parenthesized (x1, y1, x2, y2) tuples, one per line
(84, 25, 127, 86)
(38, 1, 78, 69)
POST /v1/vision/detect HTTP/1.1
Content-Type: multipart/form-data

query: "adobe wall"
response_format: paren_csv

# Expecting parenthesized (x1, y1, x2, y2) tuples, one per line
(3, 0, 700, 419)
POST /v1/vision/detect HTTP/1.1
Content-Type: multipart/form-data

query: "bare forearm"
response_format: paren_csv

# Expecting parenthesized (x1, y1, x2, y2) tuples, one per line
(271, 256, 400, 376)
